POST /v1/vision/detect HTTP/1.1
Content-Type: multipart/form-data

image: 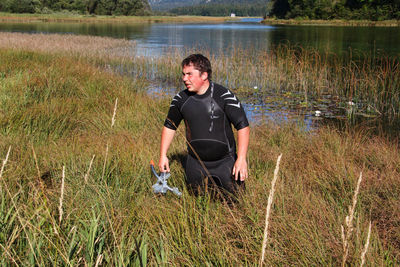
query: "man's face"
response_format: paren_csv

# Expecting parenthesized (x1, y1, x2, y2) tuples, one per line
(182, 64, 208, 94)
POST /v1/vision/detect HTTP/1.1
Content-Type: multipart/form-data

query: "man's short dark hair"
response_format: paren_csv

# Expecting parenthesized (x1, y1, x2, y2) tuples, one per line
(181, 54, 212, 80)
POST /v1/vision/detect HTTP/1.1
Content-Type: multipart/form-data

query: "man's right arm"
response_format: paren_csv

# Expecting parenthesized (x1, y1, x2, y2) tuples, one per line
(159, 126, 176, 173)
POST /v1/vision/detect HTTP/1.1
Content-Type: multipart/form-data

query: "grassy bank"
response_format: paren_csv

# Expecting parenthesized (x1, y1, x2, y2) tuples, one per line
(0, 42, 399, 265)
(262, 18, 400, 27)
(0, 12, 234, 24)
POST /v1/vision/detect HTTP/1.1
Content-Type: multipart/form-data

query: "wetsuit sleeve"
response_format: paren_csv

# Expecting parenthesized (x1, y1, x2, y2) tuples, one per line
(217, 86, 249, 130)
(164, 93, 184, 130)
(225, 95, 249, 130)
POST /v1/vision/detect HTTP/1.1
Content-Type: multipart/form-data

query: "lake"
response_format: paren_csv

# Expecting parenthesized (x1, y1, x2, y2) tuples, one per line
(1, 18, 399, 57)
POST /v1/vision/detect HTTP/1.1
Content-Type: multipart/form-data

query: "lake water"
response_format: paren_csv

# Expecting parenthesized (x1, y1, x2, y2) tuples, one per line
(1, 18, 399, 57)
(1, 18, 399, 130)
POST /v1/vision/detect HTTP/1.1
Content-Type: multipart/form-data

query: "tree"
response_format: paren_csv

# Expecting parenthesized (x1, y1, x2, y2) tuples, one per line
(271, 0, 290, 18)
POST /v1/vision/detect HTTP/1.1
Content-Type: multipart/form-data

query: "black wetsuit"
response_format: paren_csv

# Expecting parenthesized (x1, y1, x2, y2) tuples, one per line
(164, 82, 249, 194)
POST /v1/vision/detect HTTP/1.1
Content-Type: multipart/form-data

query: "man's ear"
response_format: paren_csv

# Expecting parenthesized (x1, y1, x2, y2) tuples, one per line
(201, 71, 208, 81)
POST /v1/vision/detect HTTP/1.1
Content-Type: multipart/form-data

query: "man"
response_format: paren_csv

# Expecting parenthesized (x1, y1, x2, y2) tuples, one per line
(158, 54, 250, 196)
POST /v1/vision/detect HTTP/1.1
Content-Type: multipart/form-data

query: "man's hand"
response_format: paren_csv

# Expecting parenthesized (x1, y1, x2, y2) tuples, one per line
(232, 157, 248, 181)
(158, 155, 170, 173)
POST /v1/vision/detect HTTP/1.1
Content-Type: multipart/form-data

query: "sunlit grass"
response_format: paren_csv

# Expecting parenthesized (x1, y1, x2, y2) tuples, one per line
(0, 36, 399, 265)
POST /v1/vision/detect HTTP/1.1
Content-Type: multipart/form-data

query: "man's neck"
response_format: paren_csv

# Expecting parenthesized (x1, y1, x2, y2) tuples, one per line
(196, 80, 210, 95)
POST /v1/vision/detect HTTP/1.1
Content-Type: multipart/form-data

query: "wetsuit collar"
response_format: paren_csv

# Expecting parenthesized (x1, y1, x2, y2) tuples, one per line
(193, 82, 213, 99)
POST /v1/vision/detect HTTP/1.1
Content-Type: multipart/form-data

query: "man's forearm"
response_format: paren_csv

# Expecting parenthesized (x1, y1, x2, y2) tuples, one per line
(159, 126, 176, 172)
(160, 126, 176, 157)
(237, 126, 250, 160)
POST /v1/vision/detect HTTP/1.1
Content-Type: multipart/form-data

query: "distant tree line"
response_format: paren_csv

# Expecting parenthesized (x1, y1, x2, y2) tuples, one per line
(270, 0, 400, 20)
(0, 0, 151, 15)
(170, 1, 270, 16)
(170, 0, 400, 20)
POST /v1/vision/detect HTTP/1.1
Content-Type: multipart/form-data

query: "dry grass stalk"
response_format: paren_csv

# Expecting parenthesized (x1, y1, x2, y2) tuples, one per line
(360, 221, 372, 267)
(102, 144, 109, 179)
(102, 98, 118, 179)
(341, 172, 363, 267)
(31, 145, 50, 201)
(111, 98, 118, 128)
(95, 254, 103, 267)
(31, 145, 41, 179)
(0, 146, 11, 180)
(59, 166, 65, 224)
(84, 155, 96, 183)
(259, 153, 283, 266)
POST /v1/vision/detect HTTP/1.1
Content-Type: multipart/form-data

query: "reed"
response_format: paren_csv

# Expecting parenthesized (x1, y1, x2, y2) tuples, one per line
(112, 43, 400, 121)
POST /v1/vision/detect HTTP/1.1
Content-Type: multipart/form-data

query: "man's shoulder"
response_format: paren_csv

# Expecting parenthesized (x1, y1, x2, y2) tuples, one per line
(170, 89, 192, 109)
(213, 83, 230, 96)
(212, 83, 238, 99)
(172, 89, 191, 100)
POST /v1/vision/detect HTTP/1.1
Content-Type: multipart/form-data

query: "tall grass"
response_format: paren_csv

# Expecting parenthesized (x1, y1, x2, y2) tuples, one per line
(0, 42, 399, 264)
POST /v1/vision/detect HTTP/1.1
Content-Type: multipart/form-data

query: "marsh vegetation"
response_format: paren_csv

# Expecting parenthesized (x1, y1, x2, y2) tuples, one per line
(0, 32, 399, 265)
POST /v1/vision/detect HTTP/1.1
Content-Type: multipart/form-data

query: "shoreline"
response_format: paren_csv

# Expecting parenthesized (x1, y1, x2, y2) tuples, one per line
(1, 12, 398, 26)
(262, 18, 400, 27)
(0, 12, 236, 24)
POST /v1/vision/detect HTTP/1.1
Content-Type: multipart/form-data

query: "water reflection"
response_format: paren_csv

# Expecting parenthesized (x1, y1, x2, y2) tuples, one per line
(1, 19, 399, 57)
(133, 21, 275, 56)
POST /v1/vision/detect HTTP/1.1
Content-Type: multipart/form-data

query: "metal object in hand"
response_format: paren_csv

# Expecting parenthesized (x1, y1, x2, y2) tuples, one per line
(150, 160, 182, 197)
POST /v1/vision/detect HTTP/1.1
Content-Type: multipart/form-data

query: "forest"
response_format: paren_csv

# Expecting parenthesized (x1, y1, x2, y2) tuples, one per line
(0, 0, 151, 15)
(170, 0, 400, 20)
(270, 0, 400, 20)
(170, 1, 270, 17)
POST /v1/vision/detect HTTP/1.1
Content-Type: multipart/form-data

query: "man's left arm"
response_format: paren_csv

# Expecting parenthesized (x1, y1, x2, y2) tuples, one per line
(232, 126, 250, 181)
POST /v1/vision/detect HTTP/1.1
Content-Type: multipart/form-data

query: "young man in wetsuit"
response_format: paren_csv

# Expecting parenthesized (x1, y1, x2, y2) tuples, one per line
(158, 54, 250, 196)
